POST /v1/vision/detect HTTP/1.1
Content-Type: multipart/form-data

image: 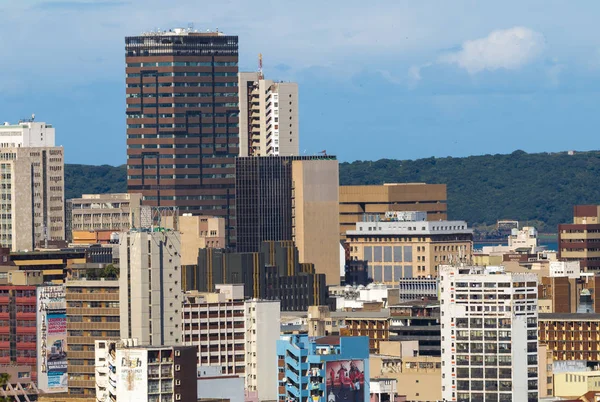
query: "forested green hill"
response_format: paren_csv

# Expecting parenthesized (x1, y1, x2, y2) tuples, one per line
(65, 150, 600, 231)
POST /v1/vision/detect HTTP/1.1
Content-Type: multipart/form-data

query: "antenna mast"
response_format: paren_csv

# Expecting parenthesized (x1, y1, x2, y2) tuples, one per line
(258, 53, 263, 79)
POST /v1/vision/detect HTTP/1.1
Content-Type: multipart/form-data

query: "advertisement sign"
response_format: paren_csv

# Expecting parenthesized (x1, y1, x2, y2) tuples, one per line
(116, 349, 148, 399)
(37, 286, 67, 393)
(326, 360, 365, 402)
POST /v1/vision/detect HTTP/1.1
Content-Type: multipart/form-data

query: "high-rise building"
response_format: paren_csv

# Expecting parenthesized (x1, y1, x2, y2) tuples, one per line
(238, 72, 299, 157)
(347, 211, 473, 281)
(125, 28, 239, 247)
(558, 205, 600, 271)
(339, 183, 447, 241)
(236, 155, 340, 285)
(0, 120, 64, 251)
(66, 193, 144, 243)
(440, 265, 538, 402)
(119, 230, 182, 346)
(65, 277, 120, 397)
(244, 299, 280, 401)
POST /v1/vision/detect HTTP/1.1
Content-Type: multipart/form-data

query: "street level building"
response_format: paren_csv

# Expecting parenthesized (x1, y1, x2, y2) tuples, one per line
(339, 183, 447, 241)
(238, 71, 299, 157)
(0, 120, 64, 251)
(440, 265, 539, 402)
(236, 155, 340, 285)
(347, 211, 473, 281)
(95, 339, 197, 402)
(125, 28, 239, 247)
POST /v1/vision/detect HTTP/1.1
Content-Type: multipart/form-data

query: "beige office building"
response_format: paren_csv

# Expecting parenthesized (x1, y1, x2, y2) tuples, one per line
(0, 121, 64, 251)
(119, 230, 182, 346)
(347, 211, 472, 281)
(370, 341, 442, 402)
(292, 159, 340, 285)
(236, 156, 340, 285)
(239, 72, 299, 157)
(163, 214, 225, 266)
(339, 183, 447, 240)
(67, 193, 143, 243)
(66, 277, 120, 398)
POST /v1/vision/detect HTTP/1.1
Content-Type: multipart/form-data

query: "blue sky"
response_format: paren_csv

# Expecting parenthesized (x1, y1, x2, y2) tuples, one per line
(2, 0, 600, 165)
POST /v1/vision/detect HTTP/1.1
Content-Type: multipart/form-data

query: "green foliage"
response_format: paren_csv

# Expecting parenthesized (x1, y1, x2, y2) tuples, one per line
(65, 150, 600, 233)
(64, 164, 127, 200)
(0, 372, 10, 401)
(339, 150, 600, 232)
(85, 264, 119, 280)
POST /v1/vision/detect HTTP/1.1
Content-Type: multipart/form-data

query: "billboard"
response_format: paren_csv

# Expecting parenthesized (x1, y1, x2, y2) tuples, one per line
(116, 349, 148, 399)
(326, 360, 365, 402)
(37, 285, 67, 393)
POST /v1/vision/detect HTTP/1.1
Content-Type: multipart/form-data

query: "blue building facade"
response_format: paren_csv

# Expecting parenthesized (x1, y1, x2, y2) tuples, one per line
(276, 335, 370, 402)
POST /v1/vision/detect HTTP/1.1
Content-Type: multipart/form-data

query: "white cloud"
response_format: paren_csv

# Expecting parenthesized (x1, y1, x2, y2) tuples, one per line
(439, 27, 545, 74)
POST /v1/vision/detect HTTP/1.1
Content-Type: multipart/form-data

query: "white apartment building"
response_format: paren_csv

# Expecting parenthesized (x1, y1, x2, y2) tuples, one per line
(549, 260, 581, 279)
(182, 285, 280, 400)
(482, 226, 545, 254)
(119, 230, 182, 346)
(238, 72, 299, 157)
(440, 265, 538, 402)
(0, 120, 56, 147)
(245, 299, 280, 401)
(0, 120, 64, 251)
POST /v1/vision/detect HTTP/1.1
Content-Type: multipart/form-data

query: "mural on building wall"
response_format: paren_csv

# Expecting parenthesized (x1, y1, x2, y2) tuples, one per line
(326, 360, 365, 402)
(37, 286, 68, 393)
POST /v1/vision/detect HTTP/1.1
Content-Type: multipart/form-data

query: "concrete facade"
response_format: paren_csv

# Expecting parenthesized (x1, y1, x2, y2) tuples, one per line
(339, 183, 447, 241)
(95, 339, 197, 402)
(0, 145, 65, 251)
(292, 159, 340, 285)
(238, 72, 299, 157)
(0, 120, 56, 147)
(347, 212, 473, 281)
(163, 214, 225, 266)
(440, 265, 539, 402)
(67, 193, 143, 243)
(119, 230, 182, 346)
(66, 278, 120, 398)
(245, 299, 281, 401)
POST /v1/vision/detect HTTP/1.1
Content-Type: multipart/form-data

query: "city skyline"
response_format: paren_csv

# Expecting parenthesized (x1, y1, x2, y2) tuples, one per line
(3, 1, 600, 165)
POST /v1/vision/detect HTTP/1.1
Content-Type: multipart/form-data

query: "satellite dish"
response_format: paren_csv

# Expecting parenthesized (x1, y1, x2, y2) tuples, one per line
(31, 113, 35, 121)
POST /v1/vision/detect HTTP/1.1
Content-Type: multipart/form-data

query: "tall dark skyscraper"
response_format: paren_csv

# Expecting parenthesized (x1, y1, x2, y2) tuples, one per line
(125, 28, 239, 246)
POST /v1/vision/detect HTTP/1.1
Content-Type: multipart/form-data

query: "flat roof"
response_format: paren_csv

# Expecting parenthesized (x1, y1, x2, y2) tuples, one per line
(539, 313, 600, 321)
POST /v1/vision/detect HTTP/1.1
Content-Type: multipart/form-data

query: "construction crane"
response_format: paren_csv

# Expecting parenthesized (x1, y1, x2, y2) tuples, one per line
(258, 53, 264, 79)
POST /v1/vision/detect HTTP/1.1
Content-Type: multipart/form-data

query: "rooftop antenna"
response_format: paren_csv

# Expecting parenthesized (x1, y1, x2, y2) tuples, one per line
(31, 113, 35, 122)
(188, 22, 194, 31)
(258, 53, 263, 79)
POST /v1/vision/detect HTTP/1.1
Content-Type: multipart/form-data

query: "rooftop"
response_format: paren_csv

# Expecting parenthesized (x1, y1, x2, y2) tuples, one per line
(539, 313, 600, 321)
(138, 27, 225, 37)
